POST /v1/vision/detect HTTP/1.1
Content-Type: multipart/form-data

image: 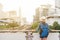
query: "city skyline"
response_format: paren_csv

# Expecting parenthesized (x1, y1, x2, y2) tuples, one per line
(0, 0, 55, 23)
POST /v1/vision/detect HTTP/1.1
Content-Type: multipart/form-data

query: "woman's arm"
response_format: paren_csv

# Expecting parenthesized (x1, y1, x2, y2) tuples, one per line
(36, 24, 40, 32)
(47, 24, 52, 32)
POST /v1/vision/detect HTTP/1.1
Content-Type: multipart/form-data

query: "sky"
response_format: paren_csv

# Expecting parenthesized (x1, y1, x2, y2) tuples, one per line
(0, 0, 55, 23)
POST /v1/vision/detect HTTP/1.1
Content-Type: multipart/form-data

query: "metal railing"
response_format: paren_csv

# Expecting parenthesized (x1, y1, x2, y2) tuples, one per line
(0, 30, 59, 40)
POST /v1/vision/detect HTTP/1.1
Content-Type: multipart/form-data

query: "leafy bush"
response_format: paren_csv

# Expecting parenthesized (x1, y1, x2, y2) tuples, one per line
(49, 21, 60, 30)
(7, 21, 19, 29)
(31, 22, 39, 29)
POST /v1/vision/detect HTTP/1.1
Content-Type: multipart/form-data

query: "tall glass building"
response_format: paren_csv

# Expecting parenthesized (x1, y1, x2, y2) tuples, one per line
(47, 0, 60, 25)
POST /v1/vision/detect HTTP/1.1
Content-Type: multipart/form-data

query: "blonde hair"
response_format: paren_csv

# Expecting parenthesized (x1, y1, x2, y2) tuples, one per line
(40, 16, 46, 21)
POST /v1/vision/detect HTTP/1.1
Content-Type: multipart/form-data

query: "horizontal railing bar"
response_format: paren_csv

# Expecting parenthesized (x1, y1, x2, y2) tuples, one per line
(0, 30, 59, 32)
(0, 30, 35, 33)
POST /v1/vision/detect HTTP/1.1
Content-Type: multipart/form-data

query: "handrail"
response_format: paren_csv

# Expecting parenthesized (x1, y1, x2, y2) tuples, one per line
(0, 30, 58, 31)
(0, 30, 35, 32)
(50, 30, 60, 32)
(0, 30, 60, 32)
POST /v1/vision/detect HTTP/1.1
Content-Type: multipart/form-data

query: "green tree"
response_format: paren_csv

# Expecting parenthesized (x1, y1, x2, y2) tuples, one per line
(31, 22, 39, 29)
(8, 21, 19, 29)
(52, 21, 59, 30)
(49, 25, 53, 29)
(55, 25, 60, 30)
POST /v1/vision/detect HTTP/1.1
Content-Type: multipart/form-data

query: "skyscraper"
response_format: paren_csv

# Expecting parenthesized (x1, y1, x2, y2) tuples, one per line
(0, 4, 3, 11)
(46, 0, 60, 25)
(8, 11, 17, 18)
(0, 4, 8, 19)
(33, 7, 40, 22)
(18, 8, 21, 26)
(40, 5, 51, 17)
(55, 0, 60, 14)
(21, 17, 27, 25)
(33, 5, 51, 23)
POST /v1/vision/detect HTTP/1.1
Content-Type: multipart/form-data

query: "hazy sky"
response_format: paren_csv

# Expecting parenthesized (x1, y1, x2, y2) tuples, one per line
(0, 0, 55, 23)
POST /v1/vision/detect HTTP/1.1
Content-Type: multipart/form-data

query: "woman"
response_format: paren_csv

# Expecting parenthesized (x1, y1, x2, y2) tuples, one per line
(36, 16, 49, 40)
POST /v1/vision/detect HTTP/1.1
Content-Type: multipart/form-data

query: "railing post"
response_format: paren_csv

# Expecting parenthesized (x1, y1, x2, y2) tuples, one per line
(59, 33, 60, 40)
